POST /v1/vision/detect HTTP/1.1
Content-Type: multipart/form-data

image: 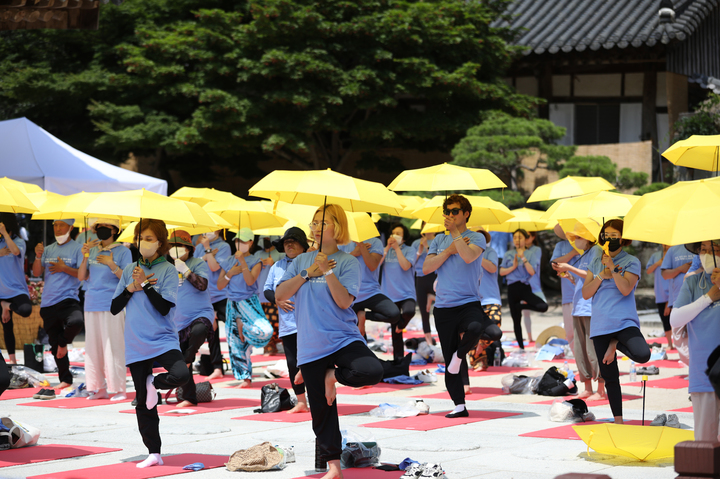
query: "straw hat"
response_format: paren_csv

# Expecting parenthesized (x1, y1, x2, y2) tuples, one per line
(226, 442, 283, 472)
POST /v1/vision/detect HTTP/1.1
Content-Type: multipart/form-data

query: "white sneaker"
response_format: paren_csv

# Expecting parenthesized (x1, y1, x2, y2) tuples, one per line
(400, 463, 424, 478)
(650, 413, 667, 426)
(410, 399, 430, 415)
(414, 369, 437, 383)
(420, 463, 446, 478)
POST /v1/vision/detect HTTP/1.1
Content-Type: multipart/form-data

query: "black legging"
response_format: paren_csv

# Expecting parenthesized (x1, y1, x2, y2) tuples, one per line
(39, 298, 84, 385)
(179, 320, 210, 405)
(592, 327, 651, 418)
(280, 333, 305, 396)
(657, 302, 671, 332)
(388, 298, 416, 361)
(415, 273, 436, 334)
(507, 282, 548, 349)
(1, 294, 32, 355)
(300, 341, 383, 463)
(208, 299, 227, 371)
(0, 354, 10, 397)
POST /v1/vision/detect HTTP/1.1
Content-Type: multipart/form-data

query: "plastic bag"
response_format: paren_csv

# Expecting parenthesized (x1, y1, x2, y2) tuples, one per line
(10, 366, 50, 388)
(0, 417, 40, 448)
(67, 347, 85, 363)
(43, 352, 57, 373)
(266, 360, 289, 378)
(502, 350, 530, 368)
(340, 442, 380, 468)
(341, 427, 375, 449)
(548, 399, 596, 423)
(501, 373, 540, 394)
(368, 403, 419, 418)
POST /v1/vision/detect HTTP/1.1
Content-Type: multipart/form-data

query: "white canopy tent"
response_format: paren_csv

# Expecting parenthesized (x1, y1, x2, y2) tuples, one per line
(0, 117, 167, 195)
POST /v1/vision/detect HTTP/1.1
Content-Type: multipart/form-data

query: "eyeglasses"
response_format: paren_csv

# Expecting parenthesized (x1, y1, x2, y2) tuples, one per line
(308, 221, 330, 230)
(443, 208, 463, 216)
(600, 233, 621, 240)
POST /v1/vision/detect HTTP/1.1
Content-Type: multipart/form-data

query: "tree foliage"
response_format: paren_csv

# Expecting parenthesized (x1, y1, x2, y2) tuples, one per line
(557, 155, 647, 191)
(673, 93, 720, 142)
(634, 182, 669, 196)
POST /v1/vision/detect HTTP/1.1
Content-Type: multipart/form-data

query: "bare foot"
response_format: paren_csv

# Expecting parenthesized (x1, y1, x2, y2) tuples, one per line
(586, 392, 605, 402)
(324, 368, 337, 406)
(207, 369, 224, 380)
(294, 370, 304, 385)
(577, 390, 592, 399)
(464, 385, 472, 394)
(56, 345, 68, 359)
(320, 459, 343, 479)
(613, 416, 624, 425)
(236, 379, 252, 388)
(603, 339, 618, 364)
(286, 401, 309, 414)
(176, 400, 196, 408)
(1, 301, 10, 323)
(57, 382, 72, 389)
(8, 353, 16, 365)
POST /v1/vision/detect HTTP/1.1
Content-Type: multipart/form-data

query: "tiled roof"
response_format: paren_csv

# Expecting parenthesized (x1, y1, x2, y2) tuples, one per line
(495, 0, 719, 55)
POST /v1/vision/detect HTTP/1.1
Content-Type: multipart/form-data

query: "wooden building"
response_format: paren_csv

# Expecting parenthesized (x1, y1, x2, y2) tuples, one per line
(0, 0, 118, 31)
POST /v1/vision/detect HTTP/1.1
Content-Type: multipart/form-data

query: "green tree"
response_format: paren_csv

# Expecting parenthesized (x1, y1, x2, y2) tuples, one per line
(557, 156, 648, 191)
(451, 111, 575, 191)
(633, 182, 669, 196)
(673, 93, 720, 142)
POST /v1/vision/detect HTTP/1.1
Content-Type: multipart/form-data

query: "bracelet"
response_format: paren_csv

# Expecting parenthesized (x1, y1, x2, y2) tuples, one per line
(453, 236, 462, 242)
(112, 266, 120, 274)
(224, 274, 231, 281)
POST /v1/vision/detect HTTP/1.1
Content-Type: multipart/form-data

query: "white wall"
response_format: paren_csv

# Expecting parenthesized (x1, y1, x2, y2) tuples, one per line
(549, 103, 574, 146)
(619, 103, 642, 143)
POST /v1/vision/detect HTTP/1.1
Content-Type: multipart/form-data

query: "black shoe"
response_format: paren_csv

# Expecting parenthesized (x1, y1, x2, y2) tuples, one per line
(38, 389, 56, 400)
(131, 397, 138, 407)
(445, 409, 469, 418)
(33, 388, 48, 399)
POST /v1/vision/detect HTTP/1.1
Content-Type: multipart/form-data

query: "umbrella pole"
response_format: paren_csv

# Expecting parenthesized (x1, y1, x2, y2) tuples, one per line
(641, 377, 647, 425)
(319, 196, 326, 253)
(173, 228, 178, 259)
(137, 218, 142, 266)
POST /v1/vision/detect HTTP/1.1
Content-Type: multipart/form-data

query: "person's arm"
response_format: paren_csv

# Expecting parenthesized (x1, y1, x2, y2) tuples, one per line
(186, 270, 208, 291)
(394, 245, 413, 271)
(32, 243, 44, 277)
(1, 234, 20, 256)
(553, 262, 588, 279)
(522, 253, 536, 277)
(78, 250, 89, 281)
(670, 279, 720, 328)
(499, 254, 517, 277)
(240, 261, 262, 286)
(553, 249, 579, 264)
(481, 257, 497, 274)
(455, 237, 483, 264)
(217, 268, 230, 290)
(612, 271, 638, 296)
(662, 262, 691, 280)
(359, 242, 382, 272)
(646, 257, 663, 275)
(581, 268, 604, 300)
(111, 288, 132, 315)
(316, 252, 355, 309)
(143, 283, 175, 316)
(264, 289, 276, 303)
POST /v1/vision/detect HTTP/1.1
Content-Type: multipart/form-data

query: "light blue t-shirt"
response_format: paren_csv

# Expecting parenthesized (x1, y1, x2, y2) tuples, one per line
(571, 246, 601, 317)
(84, 244, 133, 312)
(279, 250, 363, 365)
(193, 238, 231, 304)
(552, 240, 578, 305)
(687, 254, 702, 275)
(174, 257, 215, 331)
(254, 248, 285, 297)
(478, 247, 501, 306)
(264, 256, 297, 338)
(647, 251, 670, 304)
(661, 244, 694, 307)
(587, 250, 642, 337)
(381, 243, 417, 302)
(501, 249, 537, 286)
(411, 238, 430, 278)
(220, 254, 262, 302)
(0, 236, 29, 299)
(675, 272, 720, 393)
(338, 237, 383, 303)
(40, 239, 84, 308)
(527, 245, 543, 294)
(76, 230, 98, 292)
(113, 258, 179, 365)
(428, 230, 486, 308)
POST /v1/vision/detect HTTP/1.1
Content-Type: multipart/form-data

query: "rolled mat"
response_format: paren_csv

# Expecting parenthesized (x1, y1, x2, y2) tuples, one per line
(26, 453, 227, 479)
(362, 410, 522, 431)
(119, 398, 259, 416)
(0, 444, 121, 468)
(232, 404, 374, 423)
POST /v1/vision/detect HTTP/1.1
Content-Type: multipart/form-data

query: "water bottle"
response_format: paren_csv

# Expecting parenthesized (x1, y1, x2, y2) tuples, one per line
(493, 348, 502, 367)
(629, 361, 637, 382)
(562, 361, 570, 376)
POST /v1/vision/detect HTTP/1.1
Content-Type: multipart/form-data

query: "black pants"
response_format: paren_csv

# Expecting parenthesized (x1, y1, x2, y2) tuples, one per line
(415, 273, 436, 334)
(208, 299, 227, 370)
(128, 349, 191, 454)
(1, 294, 32, 355)
(300, 341, 383, 462)
(281, 333, 305, 396)
(507, 282, 548, 349)
(40, 298, 84, 385)
(657, 302, 671, 332)
(179, 320, 210, 405)
(434, 301, 502, 405)
(592, 327, 651, 418)
(387, 299, 416, 361)
(0, 354, 9, 397)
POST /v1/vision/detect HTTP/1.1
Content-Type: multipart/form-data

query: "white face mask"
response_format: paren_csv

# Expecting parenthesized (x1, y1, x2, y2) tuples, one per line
(169, 246, 187, 260)
(392, 234, 403, 244)
(701, 253, 720, 273)
(236, 241, 250, 253)
(140, 240, 159, 258)
(203, 232, 217, 241)
(54, 232, 71, 244)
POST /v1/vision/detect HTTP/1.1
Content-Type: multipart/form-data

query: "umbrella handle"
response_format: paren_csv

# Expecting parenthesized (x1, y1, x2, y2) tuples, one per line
(319, 196, 326, 253)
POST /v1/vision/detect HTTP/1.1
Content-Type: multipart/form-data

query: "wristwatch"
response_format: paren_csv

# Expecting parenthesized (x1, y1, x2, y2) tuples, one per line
(613, 265, 621, 273)
(300, 269, 310, 281)
(205, 248, 212, 254)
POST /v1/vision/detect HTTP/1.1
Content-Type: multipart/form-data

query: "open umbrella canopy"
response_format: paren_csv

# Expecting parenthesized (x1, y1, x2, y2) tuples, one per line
(486, 208, 554, 233)
(117, 212, 232, 243)
(421, 223, 446, 234)
(248, 169, 403, 214)
(573, 423, 693, 461)
(346, 212, 381, 243)
(543, 191, 639, 222)
(0, 177, 44, 194)
(527, 176, 615, 203)
(662, 134, 720, 172)
(203, 197, 287, 231)
(0, 184, 39, 214)
(25, 191, 64, 210)
(411, 195, 513, 227)
(396, 195, 429, 219)
(170, 187, 236, 207)
(623, 177, 720, 245)
(387, 163, 506, 192)
(32, 191, 100, 221)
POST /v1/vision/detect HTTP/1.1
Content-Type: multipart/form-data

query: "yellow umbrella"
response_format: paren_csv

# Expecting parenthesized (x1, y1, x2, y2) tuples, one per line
(623, 176, 720, 245)
(241, 202, 316, 238)
(32, 191, 100, 221)
(421, 223, 445, 234)
(346, 212, 380, 243)
(387, 163, 506, 192)
(204, 197, 288, 231)
(25, 191, 64, 210)
(170, 187, 236, 207)
(117, 212, 232, 243)
(410, 218, 423, 230)
(411, 195, 513, 227)
(486, 208, 554, 233)
(543, 191, 639, 221)
(248, 169, 403, 214)
(527, 176, 615, 203)
(396, 195, 429, 219)
(0, 185, 39, 214)
(573, 423, 693, 461)
(662, 134, 720, 172)
(0, 177, 44, 194)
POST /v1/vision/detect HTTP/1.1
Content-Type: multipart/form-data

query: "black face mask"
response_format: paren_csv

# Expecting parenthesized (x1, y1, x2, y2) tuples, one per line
(95, 226, 113, 241)
(607, 238, 622, 252)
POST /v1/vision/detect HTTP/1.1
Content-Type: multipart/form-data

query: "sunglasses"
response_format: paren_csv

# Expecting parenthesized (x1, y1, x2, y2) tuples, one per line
(443, 207, 463, 216)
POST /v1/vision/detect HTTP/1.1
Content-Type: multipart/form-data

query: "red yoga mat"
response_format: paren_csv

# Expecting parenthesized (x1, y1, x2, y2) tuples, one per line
(519, 419, 644, 440)
(249, 354, 286, 364)
(295, 468, 404, 479)
(532, 393, 643, 406)
(119, 398, 259, 417)
(243, 378, 293, 390)
(0, 387, 43, 400)
(467, 366, 541, 377)
(18, 393, 136, 409)
(411, 387, 505, 401)
(625, 375, 689, 389)
(0, 444, 121, 468)
(26, 453, 227, 479)
(646, 336, 668, 344)
(671, 406, 693, 413)
(232, 404, 375, 423)
(362, 410, 522, 431)
(337, 382, 430, 395)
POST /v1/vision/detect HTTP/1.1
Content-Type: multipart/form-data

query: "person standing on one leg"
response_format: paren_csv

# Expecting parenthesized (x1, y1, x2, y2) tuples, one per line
(500, 229, 548, 350)
(582, 219, 650, 424)
(277, 204, 383, 479)
(111, 219, 188, 469)
(412, 229, 437, 345)
(32, 219, 85, 390)
(469, 228, 502, 372)
(168, 231, 215, 408)
(551, 224, 579, 351)
(0, 213, 33, 365)
(423, 194, 502, 418)
(264, 227, 312, 414)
